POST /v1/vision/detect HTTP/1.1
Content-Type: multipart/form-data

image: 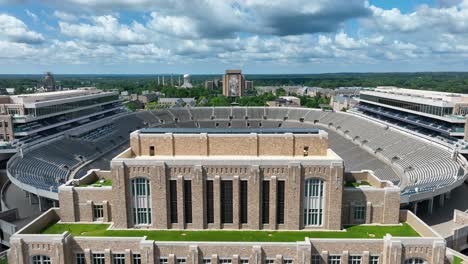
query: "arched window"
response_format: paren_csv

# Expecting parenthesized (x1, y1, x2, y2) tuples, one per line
(404, 258, 426, 264)
(31, 255, 51, 264)
(131, 178, 152, 225)
(304, 178, 324, 226)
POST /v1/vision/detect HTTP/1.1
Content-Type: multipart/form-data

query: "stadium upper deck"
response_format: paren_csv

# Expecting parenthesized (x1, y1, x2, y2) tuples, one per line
(0, 88, 123, 157)
(357, 87, 468, 148)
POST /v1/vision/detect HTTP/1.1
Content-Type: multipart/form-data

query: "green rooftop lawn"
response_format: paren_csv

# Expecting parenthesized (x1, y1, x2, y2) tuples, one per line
(79, 179, 112, 187)
(41, 223, 420, 242)
(345, 181, 371, 188)
(0, 255, 7, 264)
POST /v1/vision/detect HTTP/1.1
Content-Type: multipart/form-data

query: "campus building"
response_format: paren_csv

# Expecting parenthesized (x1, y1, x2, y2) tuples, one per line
(222, 70, 252, 97)
(8, 128, 454, 264)
(357, 87, 468, 149)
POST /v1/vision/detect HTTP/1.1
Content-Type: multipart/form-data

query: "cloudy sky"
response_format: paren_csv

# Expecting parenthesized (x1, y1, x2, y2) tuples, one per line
(0, 0, 468, 74)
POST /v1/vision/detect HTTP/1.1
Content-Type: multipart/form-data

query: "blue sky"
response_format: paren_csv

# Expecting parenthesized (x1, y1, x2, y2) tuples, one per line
(0, 0, 467, 74)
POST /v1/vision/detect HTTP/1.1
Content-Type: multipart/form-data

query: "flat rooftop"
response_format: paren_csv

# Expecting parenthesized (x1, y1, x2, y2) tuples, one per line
(139, 128, 320, 135)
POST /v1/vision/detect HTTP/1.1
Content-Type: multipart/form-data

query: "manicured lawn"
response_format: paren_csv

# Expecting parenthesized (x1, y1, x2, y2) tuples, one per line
(79, 179, 112, 187)
(454, 256, 463, 264)
(41, 223, 420, 242)
(345, 181, 371, 188)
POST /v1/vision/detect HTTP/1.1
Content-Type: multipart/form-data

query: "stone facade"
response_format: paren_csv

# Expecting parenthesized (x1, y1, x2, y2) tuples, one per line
(8, 209, 448, 264)
(58, 130, 401, 232)
(8, 129, 453, 264)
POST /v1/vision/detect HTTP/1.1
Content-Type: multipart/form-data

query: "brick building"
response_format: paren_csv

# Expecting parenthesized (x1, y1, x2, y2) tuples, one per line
(8, 128, 452, 264)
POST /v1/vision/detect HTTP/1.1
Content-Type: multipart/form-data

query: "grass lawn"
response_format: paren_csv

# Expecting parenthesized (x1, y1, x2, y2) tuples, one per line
(79, 179, 112, 187)
(454, 256, 463, 264)
(41, 223, 420, 242)
(345, 181, 371, 188)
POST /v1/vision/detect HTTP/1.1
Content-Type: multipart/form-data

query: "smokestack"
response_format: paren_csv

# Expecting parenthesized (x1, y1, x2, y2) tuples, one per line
(162, 76, 165, 85)
(158, 76, 160, 85)
(178, 76, 181, 87)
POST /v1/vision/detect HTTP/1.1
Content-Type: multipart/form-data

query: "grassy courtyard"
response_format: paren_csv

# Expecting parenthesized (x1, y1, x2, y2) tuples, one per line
(41, 223, 420, 242)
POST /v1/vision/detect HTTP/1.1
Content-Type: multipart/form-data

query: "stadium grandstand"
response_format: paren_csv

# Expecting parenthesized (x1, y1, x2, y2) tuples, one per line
(356, 86, 468, 153)
(5, 107, 467, 212)
(0, 88, 124, 160)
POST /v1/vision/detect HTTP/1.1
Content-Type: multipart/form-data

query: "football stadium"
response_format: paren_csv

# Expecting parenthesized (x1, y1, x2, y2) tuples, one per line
(6, 107, 467, 205)
(5, 106, 468, 264)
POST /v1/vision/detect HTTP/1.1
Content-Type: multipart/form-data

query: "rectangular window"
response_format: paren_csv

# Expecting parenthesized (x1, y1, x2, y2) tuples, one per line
(202, 258, 211, 264)
(177, 258, 187, 264)
(265, 259, 275, 264)
(93, 253, 105, 264)
(311, 255, 321, 264)
(206, 180, 214, 224)
(328, 256, 341, 264)
(283, 258, 293, 264)
(219, 258, 232, 264)
(75, 253, 85, 264)
(184, 180, 192, 223)
(370, 256, 379, 264)
(348, 256, 361, 264)
(149, 146, 155, 156)
(93, 204, 104, 220)
(132, 254, 141, 264)
(353, 206, 366, 222)
(277, 181, 285, 225)
(240, 180, 248, 224)
(221, 180, 233, 223)
(170, 180, 178, 223)
(159, 258, 168, 264)
(262, 181, 270, 224)
(240, 258, 249, 264)
(113, 254, 125, 264)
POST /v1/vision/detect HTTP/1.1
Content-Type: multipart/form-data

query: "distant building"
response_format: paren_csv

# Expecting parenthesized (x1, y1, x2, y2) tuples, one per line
(205, 79, 220, 89)
(330, 95, 358, 112)
(137, 93, 159, 104)
(267, 96, 301, 107)
(158, 98, 196, 107)
(180, 74, 193, 89)
(245, 80, 254, 90)
(40, 72, 58, 92)
(222, 69, 247, 97)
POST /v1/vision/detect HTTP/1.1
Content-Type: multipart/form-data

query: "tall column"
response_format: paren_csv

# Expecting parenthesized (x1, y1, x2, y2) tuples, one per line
(176, 175, 185, 229)
(189, 245, 200, 264)
(214, 176, 221, 228)
(439, 194, 445, 207)
(112, 162, 129, 228)
(192, 165, 205, 229)
(248, 166, 261, 229)
(233, 175, 240, 229)
(153, 164, 169, 229)
(428, 198, 434, 215)
(269, 176, 278, 229)
(365, 202, 372, 224)
(251, 246, 263, 264)
(413, 202, 418, 216)
(286, 163, 302, 230)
